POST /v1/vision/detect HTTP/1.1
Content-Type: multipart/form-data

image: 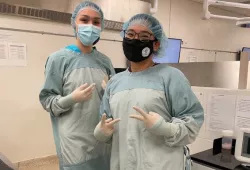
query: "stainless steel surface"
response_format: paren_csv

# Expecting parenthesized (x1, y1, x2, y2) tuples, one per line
(238, 52, 249, 89)
(169, 62, 240, 89)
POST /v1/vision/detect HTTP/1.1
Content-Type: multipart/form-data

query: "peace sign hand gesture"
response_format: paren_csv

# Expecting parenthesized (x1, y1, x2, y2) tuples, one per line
(130, 106, 162, 129)
(94, 114, 120, 142)
(100, 114, 120, 136)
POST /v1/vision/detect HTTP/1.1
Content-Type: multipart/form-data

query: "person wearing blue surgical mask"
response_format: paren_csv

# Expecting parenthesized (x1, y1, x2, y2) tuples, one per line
(39, 1, 115, 170)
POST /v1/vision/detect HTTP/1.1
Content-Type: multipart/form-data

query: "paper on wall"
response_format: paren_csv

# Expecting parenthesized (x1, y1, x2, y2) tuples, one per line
(207, 94, 236, 131)
(235, 96, 250, 131)
(0, 33, 12, 42)
(7, 43, 27, 66)
(0, 31, 27, 67)
(187, 56, 198, 62)
(0, 42, 8, 66)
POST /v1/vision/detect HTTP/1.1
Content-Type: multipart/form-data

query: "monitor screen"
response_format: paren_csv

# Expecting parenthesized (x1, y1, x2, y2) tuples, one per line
(115, 68, 126, 73)
(153, 38, 182, 64)
(241, 132, 250, 158)
(242, 47, 250, 60)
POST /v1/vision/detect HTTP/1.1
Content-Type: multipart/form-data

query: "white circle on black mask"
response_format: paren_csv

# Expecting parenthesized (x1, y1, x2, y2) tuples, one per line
(142, 47, 151, 57)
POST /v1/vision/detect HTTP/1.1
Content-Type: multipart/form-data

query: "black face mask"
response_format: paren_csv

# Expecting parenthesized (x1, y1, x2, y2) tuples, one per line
(123, 38, 154, 62)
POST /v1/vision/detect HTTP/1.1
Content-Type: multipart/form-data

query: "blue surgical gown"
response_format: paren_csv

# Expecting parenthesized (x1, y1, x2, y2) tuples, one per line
(100, 64, 204, 170)
(39, 45, 115, 170)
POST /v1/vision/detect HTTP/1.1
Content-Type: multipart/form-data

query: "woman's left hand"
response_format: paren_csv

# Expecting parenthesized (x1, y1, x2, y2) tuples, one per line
(101, 80, 107, 90)
(101, 75, 109, 90)
(130, 106, 162, 129)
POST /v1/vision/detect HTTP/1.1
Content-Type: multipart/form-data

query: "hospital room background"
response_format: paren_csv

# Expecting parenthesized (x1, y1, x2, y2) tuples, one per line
(0, 0, 250, 169)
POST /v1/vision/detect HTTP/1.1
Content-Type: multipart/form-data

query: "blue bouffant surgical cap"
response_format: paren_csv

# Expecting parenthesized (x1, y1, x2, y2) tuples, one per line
(121, 14, 168, 57)
(71, 1, 104, 36)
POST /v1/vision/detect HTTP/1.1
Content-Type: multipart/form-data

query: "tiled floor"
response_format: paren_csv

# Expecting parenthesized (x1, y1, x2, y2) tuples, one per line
(17, 156, 59, 170)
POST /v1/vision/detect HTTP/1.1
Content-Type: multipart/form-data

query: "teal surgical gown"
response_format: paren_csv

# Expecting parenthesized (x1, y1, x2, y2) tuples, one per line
(100, 64, 204, 170)
(39, 44, 115, 170)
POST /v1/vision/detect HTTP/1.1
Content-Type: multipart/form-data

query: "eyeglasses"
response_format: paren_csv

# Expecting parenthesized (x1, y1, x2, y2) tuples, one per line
(123, 30, 154, 42)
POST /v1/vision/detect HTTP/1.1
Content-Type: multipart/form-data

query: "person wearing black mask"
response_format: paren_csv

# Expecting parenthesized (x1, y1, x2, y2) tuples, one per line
(94, 14, 204, 170)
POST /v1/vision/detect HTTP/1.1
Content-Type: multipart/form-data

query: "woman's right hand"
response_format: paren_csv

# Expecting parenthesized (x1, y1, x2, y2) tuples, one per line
(72, 83, 95, 102)
(98, 114, 121, 137)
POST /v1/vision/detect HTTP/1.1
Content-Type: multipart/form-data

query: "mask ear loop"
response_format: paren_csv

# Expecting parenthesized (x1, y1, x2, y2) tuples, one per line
(74, 21, 79, 39)
(93, 37, 100, 46)
(152, 38, 160, 53)
(150, 38, 159, 65)
(153, 37, 158, 42)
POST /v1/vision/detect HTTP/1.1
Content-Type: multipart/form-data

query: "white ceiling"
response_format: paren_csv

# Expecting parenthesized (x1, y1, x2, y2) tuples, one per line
(2, 0, 250, 17)
(0, 0, 70, 11)
(194, 0, 250, 3)
(192, 0, 250, 16)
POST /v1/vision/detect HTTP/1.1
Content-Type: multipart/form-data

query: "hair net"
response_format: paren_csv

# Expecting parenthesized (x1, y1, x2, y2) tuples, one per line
(121, 14, 168, 57)
(71, 1, 104, 36)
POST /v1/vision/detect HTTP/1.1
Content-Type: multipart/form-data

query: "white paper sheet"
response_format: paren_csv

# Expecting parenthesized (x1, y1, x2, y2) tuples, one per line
(0, 33, 12, 42)
(194, 92, 205, 108)
(0, 42, 8, 66)
(187, 56, 197, 62)
(207, 94, 236, 131)
(8, 43, 27, 66)
(235, 96, 250, 130)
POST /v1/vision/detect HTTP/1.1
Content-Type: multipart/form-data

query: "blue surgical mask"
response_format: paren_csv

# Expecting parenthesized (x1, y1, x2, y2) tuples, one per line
(77, 24, 101, 46)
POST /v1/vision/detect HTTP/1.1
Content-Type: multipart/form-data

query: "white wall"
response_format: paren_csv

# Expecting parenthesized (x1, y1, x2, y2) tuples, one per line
(0, 14, 124, 163)
(0, 0, 250, 163)
(171, 0, 250, 52)
(1, 0, 41, 7)
(156, 0, 250, 63)
(189, 87, 250, 155)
